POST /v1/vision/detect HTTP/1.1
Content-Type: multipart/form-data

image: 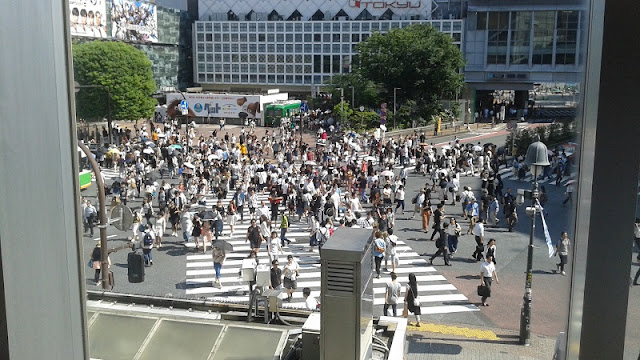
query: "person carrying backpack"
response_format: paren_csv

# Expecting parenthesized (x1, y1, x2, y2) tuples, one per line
(141, 225, 155, 266)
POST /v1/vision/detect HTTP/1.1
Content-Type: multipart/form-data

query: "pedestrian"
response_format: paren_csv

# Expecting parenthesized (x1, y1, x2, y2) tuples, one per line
(562, 182, 574, 206)
(143, 198, 154, 226)
(141, 225, 155, 266)
(384, 272, 401, 317)
(90, 241, 110, 286)
(421, 198, 432, 232)
(280, 210, 291, 247)
(411, 189, 425, 219)
(269, 259, 282, 290)
(485, 238, 497, 264)
(488, 195, 500, 226)
(480, 254, 499, 306)
(192, 215, 203, 250)
(211, 243, 226, 287)
(554, 232, 571, 275)
(84, 200, 97, 237)
(246, 219, 263, 254)
(283, 255, 299, 302)
(504, 201, 518, 232)
(447, 217, 462, 255)
(429, 223, 451, 266)
(303, 287, 319, 310)
(394, 185, 405, 214)
(472, 218, 485, 261)
(227, 199, 237, 236)
(268, 230, 284, 263)
(403, 273, 421, 326)
(373, 231, 386, 279)
(154, 211, 167, 248)
(384, 229, 398, 272)
(429, 203, 444, 241)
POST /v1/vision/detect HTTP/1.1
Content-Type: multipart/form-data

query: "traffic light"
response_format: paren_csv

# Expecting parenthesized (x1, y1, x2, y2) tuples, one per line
(317, 92, 333, 99)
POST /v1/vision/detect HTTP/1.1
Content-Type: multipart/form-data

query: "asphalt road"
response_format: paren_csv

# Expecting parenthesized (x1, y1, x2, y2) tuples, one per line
(79, 124, 640, 351)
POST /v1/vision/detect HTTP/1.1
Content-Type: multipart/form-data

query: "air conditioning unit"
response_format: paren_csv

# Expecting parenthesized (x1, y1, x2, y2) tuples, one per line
(320, 227, 374, 360)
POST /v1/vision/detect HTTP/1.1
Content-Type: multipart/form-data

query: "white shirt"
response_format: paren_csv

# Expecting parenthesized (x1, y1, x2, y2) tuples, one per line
(480, 261, 496, 278)
(305, 295, 319, 310)
(635, 223, 640, 239)
(473, 222, 485, 237)
(395, 189, 405, 201)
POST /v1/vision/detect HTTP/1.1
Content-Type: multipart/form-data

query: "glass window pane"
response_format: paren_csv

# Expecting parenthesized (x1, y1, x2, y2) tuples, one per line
(138, 322, 223, 360)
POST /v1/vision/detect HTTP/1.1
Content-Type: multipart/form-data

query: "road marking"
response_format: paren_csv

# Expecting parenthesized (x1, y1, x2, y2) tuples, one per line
(93, 234, 117, 241)
(407, 322, 499, 340)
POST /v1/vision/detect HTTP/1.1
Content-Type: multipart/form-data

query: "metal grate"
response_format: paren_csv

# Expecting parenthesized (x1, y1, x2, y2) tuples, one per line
(326, 261, 355, 294)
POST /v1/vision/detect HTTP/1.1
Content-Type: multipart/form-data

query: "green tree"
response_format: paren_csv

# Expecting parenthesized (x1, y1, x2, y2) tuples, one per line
(73, 41, 156, 121)
(333, 101, 354, 125)
(355, 23, 465, 124)
(327, 73, 382, 110)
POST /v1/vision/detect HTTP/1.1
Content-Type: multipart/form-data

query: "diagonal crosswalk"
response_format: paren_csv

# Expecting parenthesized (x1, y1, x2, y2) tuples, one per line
(183, 192, 479, 314)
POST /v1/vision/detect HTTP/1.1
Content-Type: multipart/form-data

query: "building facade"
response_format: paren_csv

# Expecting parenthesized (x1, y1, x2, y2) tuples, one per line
(194, 0, 463, 94)
(464, 0, 585, 92)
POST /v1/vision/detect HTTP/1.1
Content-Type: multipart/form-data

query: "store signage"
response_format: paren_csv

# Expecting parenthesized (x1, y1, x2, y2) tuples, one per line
(350, 0, 422, 9)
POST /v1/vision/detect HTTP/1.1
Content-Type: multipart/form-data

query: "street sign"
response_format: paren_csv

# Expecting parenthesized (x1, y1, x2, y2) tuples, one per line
(179, 99, 188, 110)
(300, 102, 308, 112)
(507, 120, 518, 132)
(359, 106, 365, 112)
(110, 205, 133, 231)
(181, 109, 188, 116)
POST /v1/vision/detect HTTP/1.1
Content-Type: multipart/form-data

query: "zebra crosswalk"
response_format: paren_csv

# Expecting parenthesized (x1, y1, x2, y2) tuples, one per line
(495, 165, 576, 185)
(183, 192, 479, 315)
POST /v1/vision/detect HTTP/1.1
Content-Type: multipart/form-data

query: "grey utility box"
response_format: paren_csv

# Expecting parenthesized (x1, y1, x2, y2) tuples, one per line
(320, 227, 374, 360)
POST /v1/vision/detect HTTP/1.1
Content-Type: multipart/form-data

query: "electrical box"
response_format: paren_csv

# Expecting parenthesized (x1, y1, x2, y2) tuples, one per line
(256, 264, 271, 287)
(241, 258, 256, 282)
(320, 227, 374, 360)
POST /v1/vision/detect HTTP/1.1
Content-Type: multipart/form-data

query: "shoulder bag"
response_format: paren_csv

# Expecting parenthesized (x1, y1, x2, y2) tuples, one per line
(410, 287, 420, 307)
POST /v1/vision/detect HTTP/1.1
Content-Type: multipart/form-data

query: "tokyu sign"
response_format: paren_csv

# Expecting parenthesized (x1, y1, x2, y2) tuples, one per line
(349, 0, 422, 9)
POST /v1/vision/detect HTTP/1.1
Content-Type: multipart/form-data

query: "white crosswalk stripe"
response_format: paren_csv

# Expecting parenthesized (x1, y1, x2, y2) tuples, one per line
(183, 191, 478, 314)
(496, 164, 576, 186)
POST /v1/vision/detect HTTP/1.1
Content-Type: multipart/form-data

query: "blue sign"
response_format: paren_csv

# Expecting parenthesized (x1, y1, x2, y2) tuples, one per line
(179, 100, 188, 110)
(300, 102, 308, 112)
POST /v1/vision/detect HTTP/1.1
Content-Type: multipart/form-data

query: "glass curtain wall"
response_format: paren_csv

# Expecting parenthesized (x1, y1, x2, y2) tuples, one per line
(532, 11, 555, 65)
(486, 11, 509, 64)
(510, 11, 532, 65)
(555, 11, 579, 65)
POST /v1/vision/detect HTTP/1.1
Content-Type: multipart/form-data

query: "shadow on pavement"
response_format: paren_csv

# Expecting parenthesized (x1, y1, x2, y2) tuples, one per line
(407, 333, 525, 347)
(456, 274, 480, 281)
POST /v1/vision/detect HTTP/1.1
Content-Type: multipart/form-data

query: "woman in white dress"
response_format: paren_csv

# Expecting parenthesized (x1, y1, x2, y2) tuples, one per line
(154, 211, 167, 248)
(227, 199, 237, 236)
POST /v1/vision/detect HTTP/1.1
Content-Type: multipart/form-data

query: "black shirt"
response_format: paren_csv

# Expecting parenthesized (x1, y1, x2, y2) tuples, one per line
(271, 267, 282, 287)
(433, 209, 443, 224)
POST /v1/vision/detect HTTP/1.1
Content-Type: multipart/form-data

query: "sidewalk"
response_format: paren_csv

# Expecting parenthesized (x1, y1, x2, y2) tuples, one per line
(405, 322, 557, 360)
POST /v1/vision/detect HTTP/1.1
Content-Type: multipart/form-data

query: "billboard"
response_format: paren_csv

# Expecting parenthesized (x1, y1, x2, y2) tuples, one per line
(166, 94, 262, 119)
(111, 0, 158, 43)
(70, 0, 108, 38)
(198, 0, 430, 21)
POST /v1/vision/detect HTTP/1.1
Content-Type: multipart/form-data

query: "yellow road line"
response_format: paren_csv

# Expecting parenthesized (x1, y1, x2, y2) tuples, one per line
(407, 323, 500, 340)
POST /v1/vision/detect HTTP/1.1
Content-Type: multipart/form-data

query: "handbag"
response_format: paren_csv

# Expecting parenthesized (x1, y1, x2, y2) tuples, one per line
(477, 285, 491, 297)
(402, 303, 409, 318)
(87, 259, 93, 269)
(411, 288, 420, 307)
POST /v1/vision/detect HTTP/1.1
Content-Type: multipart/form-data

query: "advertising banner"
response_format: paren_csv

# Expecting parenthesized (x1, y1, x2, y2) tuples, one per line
(70, 0, 108, 38)
(111, 0, 158, 43)
(166, 94, 262, 119)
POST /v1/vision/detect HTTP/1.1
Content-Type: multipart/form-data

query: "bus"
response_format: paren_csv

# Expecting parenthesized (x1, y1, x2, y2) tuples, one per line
(78, 147, 92, 190)
(264, 100, 302, 127)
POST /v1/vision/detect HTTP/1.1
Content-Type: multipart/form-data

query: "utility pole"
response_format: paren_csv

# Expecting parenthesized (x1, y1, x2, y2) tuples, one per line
(393, 87, 401, 130)
(78, 141, 111, 290)
(337, 87, 345, 124)
(350, 86, 355, 109)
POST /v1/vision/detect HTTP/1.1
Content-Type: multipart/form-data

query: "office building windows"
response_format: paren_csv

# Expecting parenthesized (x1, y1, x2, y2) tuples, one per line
(486, 12, 509, 64)
(532, 11, 555, 64)
(510, 11, 531, 65)
(556, 10, 579, 65)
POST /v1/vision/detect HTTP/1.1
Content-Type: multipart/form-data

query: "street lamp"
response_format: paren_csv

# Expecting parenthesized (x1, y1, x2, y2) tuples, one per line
(349, 86, 355, 109)
(393, 87, 401, 130)
(519, 137, 550, 346)
(336, 87, 345, 124)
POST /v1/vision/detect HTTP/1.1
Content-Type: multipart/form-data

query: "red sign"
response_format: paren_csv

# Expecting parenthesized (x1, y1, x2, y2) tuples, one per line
(350, 0, 422, 9)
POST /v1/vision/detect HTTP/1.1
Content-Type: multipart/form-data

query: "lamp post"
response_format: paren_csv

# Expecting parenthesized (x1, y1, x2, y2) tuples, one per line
(393, 87, 401, 130)
(78, 141, 111, 290)
(336, 87, 345, 124)
(519, 138, 550, 346)
(75, 83, 113, 145)
(349, 86, 355, 109)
